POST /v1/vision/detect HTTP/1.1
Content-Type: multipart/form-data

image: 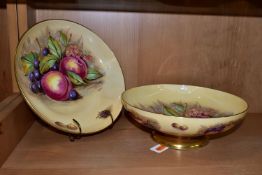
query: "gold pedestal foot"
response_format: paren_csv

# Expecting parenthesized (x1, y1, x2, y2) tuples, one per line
(152, 131, 208, 150)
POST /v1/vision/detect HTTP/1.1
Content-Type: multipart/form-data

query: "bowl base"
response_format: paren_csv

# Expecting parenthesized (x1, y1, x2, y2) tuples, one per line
(152, 131, 208, 150)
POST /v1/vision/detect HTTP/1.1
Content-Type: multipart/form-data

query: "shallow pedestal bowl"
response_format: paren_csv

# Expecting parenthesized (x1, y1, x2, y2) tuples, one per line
(122, 84, 248, 150)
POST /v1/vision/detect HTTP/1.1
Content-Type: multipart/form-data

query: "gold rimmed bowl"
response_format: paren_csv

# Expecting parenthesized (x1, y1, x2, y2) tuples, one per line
(122, 84, 248, 150)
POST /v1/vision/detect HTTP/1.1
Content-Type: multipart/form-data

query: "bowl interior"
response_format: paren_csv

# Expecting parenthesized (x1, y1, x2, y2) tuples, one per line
(122, 84, 247, 117)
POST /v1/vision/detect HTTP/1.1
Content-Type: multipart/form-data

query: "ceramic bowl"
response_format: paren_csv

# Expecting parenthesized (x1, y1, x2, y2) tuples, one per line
(122, 84, 248, 149)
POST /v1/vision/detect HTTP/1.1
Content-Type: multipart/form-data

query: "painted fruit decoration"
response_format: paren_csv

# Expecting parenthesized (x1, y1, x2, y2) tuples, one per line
(41, 71, 72, 101)
(136, 101, 233, 118)
(20, 31, 103, 101)
(59, 56, 87, 79)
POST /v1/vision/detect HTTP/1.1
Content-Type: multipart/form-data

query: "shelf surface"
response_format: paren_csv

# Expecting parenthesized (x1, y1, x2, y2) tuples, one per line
(1, 113, 262, 175)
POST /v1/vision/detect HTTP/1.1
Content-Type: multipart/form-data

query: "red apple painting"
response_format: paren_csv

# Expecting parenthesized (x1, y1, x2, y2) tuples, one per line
(41, 71, 72, 101)
(59, 56, 88, 79)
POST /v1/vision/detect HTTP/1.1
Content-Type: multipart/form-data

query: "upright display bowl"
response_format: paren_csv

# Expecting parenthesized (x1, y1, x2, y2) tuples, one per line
(122, 84, 248, 150)
(15, 20, 125, 134)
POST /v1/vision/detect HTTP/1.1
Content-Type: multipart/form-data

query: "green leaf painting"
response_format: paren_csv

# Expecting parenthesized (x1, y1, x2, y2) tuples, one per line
(59, 31, 68, 46)
(21, 52, 38, 75)
(67, 71, 86, 85)
(163, 105, 180, 116)
(48, 36, 62, 59)
(86, 68, 103, 80)
(39, 55, 57, 74)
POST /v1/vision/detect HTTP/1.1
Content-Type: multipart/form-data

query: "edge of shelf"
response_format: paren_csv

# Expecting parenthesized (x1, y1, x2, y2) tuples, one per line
(0, 94, 35, 167)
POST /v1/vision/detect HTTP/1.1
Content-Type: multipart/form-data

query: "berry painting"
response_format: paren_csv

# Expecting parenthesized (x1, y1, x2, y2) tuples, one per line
(20, 30, 103, 101)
